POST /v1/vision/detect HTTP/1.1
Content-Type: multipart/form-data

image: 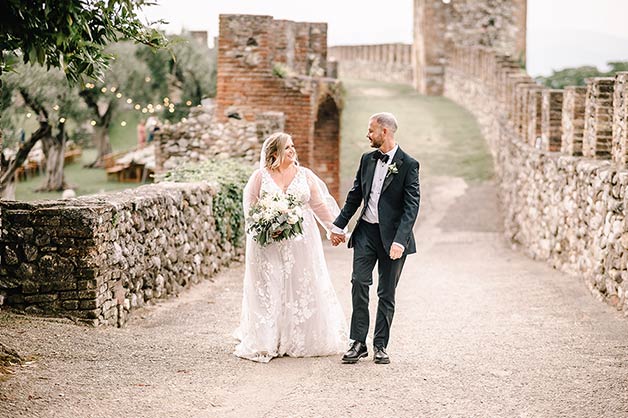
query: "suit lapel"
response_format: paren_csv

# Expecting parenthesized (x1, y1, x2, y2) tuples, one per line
(381, 147, 405, 193)
(363, 152, 377, 201)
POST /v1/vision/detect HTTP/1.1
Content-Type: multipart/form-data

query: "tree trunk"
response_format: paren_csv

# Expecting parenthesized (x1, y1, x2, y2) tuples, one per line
(0, 124, 51, 199)
(37, 123, 67, 192)
(87, 124, 112, 168)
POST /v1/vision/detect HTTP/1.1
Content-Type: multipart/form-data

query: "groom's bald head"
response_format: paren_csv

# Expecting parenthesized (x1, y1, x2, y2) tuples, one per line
(369, 112, 398, 134)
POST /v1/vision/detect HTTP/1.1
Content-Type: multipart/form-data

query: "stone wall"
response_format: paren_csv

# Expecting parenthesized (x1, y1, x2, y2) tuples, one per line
(0, 182, 243, 326)
(413, 0, 527, 95)
(444, 45, 628, 315)
(328, 44, 413, 85)
(154, 104, 285, 172)
(215, 14, 342, 199)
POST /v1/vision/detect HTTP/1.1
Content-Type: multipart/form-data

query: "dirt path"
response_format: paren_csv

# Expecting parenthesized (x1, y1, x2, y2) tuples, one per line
(2, 176, 628, 418)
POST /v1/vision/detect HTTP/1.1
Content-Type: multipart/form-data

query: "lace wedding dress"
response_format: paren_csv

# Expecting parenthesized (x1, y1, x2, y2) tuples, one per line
(234, 166, 348, 362)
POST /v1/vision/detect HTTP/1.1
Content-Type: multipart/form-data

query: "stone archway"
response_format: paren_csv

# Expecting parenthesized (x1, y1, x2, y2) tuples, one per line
(312, 95, 341, 200)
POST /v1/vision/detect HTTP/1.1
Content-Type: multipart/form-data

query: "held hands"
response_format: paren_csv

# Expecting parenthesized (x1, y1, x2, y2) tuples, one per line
(330, 232, 346, 247)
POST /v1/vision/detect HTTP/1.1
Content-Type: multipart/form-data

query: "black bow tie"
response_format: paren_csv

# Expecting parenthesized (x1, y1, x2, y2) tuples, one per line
(373, 151, 389, 163)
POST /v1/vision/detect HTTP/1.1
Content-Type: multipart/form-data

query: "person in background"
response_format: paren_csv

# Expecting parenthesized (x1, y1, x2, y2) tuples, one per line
(137, 119, 146, 149)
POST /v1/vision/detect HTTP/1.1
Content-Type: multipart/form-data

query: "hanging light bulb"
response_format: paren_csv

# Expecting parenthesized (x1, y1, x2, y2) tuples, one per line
(155, 104, 162, 111)
(120, 121, 127, 127)
(90, 120, 97, 126)
(169, 108, 175, 113)
(53, 104, 60, 111)
(145, 76, 151, 83)
(59, 117, 66, 123)
(142, 108, 148, 113)
(116, 93, 122, 98)
(163, 97, 170, 103)
(26, 112, 32, 118)
(101, 87, 107, 93)
(181, 117, 187, 123)
(126, 98, 133, 104)
(110, 87, 117, 92)
(134, 104, 141, 110)
(186, 100, 192, 106)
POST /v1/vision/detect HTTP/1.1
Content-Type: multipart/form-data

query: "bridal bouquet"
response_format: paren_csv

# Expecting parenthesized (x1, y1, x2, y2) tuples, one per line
(246, 192, 304, 246)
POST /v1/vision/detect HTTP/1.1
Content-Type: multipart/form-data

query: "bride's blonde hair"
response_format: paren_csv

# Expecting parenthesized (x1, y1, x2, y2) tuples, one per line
(263, 132, 297, 170)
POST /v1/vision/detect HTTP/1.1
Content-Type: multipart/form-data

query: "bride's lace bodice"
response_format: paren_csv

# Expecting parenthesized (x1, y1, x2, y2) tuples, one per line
(244, 166, 339, 234)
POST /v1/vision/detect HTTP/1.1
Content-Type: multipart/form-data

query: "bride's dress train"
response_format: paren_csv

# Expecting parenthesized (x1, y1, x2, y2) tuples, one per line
(234, 166, 348, 363)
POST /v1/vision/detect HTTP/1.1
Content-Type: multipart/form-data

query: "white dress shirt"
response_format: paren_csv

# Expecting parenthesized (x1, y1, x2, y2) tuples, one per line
(362, 145, 398, 225)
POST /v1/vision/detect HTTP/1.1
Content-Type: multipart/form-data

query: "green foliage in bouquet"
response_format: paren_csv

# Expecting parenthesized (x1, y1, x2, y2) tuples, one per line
(157, 158, 254, 249)
(246, 192, 304, 247)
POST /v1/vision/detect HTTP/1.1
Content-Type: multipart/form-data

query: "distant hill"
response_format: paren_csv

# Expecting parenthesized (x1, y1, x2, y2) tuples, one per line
(527, 29, 628, 77)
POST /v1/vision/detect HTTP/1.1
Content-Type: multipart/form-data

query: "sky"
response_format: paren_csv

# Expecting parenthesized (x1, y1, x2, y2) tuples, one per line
(140, 0, 628, 76)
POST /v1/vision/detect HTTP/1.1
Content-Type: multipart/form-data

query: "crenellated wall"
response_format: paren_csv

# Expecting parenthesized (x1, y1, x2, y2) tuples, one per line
(328, 44, 413, 85)
(444, 45, 628, 314)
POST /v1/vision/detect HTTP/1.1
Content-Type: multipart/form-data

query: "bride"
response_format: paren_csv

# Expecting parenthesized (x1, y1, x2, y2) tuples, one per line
(233, 132, 348, 362)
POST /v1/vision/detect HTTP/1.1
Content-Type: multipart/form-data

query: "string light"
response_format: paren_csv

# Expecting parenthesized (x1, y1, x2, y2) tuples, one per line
(75, 82, 198, 120)
(181, 118, 187, 122)
(120, 121, 127, 127)
(90, 120, 97, 126)
(59, 117, 66, 123)
(26, 112, 32, 118)
(53, 104, 60, 111)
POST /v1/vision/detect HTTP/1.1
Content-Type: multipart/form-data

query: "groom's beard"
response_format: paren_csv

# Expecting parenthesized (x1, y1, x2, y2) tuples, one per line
(368, 136, 383, 149)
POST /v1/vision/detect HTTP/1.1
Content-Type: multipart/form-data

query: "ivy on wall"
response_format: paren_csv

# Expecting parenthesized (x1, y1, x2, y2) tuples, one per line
(158, 158, 254, 249)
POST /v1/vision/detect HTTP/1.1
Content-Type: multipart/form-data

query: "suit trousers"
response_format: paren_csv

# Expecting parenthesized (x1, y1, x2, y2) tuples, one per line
(350, 221, 406, 349)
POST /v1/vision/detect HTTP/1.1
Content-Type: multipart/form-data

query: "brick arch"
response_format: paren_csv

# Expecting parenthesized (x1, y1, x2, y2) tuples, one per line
(312, 95, 341, 200)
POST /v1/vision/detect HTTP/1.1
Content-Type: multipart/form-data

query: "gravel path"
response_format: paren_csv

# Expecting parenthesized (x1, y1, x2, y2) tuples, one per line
(2, 176, 628, 418)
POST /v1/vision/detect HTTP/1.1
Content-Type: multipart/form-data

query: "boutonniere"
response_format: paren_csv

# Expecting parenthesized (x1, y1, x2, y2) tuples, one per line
(386, 162, 398, 178)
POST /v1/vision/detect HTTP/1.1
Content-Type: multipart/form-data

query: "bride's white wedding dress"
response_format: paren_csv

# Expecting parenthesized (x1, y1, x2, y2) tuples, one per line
(234, 166, 348, 362)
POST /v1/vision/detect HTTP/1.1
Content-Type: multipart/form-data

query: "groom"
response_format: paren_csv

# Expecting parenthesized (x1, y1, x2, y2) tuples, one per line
(331, 112, 420, 365)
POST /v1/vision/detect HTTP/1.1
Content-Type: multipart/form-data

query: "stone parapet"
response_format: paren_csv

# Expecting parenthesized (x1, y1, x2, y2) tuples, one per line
(328, 44, 413, 85)
(0, 182, 244, 326)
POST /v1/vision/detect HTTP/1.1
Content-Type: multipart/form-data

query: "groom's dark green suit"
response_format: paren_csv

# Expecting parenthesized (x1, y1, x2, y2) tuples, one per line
(333, 146, 420, 349)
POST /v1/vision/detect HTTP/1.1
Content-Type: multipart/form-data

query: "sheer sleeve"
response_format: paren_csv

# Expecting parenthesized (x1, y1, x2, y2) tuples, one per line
(243, 169, 262, 217)
(304, 167, 341, 238)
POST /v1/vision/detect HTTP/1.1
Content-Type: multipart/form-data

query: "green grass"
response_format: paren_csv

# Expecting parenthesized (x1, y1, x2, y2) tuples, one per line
(339, 79, 493, 189)
(14, 110, 142, 201)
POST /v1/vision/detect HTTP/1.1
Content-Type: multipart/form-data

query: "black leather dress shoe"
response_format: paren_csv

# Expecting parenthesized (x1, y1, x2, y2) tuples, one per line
(373, 346, 390, 364)
(342, 341, 368, 363)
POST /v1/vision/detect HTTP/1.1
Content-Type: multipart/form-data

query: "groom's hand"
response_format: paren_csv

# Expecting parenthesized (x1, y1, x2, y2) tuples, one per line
(389, 244, 404, 260)
(330, 232, 346, 246)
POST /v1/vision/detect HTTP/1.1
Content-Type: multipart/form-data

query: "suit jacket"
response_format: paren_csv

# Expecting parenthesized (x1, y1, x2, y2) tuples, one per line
(333, 147, 421, 254)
